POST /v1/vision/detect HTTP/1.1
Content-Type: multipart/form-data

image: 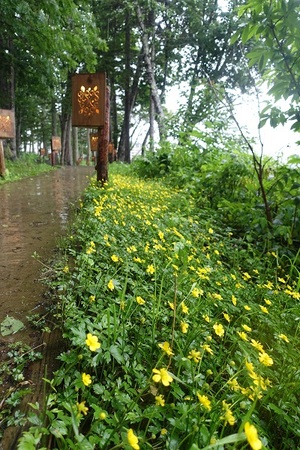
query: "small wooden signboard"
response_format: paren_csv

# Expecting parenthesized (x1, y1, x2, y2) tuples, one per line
(90, 133, 98, 152)
(0, 109, 15, 139)
(51, 136, 61, 152)
(72, 73, 106, 128)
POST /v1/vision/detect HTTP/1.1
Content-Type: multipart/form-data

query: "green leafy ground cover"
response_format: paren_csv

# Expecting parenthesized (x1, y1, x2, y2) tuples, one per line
(19, 165, 300, 450)
(0, 153, 54, 184)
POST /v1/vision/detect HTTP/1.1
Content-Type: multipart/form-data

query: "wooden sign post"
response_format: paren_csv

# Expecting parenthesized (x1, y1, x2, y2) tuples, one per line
(72, 72, 109, 183)
(0, 109, 15, 177)
(51, 136, 62, 166)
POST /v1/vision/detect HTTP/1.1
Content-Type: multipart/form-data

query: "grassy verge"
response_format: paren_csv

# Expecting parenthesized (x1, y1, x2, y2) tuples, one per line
(18, 164, 300, 450)
(0, 153, 55, 185)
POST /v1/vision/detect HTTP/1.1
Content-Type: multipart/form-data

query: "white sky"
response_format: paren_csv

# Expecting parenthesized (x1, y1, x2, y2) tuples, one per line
(165, 86, 300, 163)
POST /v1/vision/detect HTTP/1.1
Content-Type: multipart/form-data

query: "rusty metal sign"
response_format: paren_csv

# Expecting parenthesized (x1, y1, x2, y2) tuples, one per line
(0, 109, 15, 139)
(90, 133, 98, 152)
(51, 136, 61, 152)
(72, 73, 106, 128)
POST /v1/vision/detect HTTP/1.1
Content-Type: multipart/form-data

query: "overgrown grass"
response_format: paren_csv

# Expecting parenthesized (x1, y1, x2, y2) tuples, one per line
(18, 164, 300, 450)
(0, 153, 55, 185)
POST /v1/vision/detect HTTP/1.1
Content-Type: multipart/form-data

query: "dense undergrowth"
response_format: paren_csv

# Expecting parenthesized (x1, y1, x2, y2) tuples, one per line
(0, 153, 54, 184)
(18, 164, 300, 449)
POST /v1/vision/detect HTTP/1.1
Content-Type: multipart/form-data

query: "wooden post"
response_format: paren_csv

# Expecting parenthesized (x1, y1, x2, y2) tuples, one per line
(96, 86, 110, 184)
(0, 140, 6, 177)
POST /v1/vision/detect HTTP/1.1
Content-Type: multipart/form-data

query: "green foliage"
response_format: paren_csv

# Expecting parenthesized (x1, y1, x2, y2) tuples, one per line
(0, 342, 43, 439)
(233, 0, 300, 131)
(18, 170, 300, 449)
(0, 153, 55, 185)
(132, 128, 300, 258)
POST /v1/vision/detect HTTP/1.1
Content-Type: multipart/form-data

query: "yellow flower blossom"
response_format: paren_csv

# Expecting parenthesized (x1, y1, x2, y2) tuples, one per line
(221, 401, 236, 426)
(259, 352, 273, 366)
(89, 295, 95, 302)
(279, 333, 289, 343)
(127, 428, 140, 450)
(158, 341, 174, 356)
(223, 313, 230, 322)
(99, 412, 107, 420)
(136, 296, 145, 305)
(82, 373, 92, 386)
(264, 298, 272, 305)
(188, 349, 201, 363)
(146, 264, 155, 274)
(242, 324, 252, 332)
(168, 301, 175, 310)
(76, 401, 88, 416)
(155, 394, 165, 406)
(180, 321, 189, 333)
(208, 228, 214, 234)
(250, 339, 264, 352)
(111, 254, 120, 262)
(191, 287, 203, 298)
(152, 368, 173, 386)
(231, 295, 237, 305)
(201, 344, 213, 355)
(197, 393, 211, 411)
(213, 323, 225, 338)
(237, 331, 248, 341)
(63, 265, 69, 273)
(85, 333, 101, 352)
(244, 422, 262, 450)
(181, 302, 189, 314)
(108, 279, 115, 291)
(259, 305, 269, 314)
(244, 305, 251, 311)
(203, 314, 210, 323)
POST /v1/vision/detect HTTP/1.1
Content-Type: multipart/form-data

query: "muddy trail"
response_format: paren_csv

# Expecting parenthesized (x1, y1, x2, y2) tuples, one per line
(0, 166, 94, 449)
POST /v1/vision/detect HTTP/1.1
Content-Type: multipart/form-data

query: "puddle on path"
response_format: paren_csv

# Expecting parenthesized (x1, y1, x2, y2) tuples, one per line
(0, 166, 95, 448)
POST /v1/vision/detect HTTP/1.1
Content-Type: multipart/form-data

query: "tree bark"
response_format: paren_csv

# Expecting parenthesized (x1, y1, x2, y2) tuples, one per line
(136, 5, 166, 141)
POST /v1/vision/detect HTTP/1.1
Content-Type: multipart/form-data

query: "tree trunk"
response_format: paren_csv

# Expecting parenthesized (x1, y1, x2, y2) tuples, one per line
(136, 5, 166, 141)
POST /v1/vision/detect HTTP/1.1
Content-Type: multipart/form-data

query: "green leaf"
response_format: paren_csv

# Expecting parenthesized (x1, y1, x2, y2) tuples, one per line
(109, 345, 124, 364)
(1, 316, 25, 336)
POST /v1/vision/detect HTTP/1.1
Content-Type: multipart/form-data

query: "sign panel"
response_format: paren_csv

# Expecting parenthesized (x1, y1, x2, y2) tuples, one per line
(72, 73, 106, 128)
(52, 136, 61, 152)
(0, 109, 15, 139)
(90, 133, 98, 152)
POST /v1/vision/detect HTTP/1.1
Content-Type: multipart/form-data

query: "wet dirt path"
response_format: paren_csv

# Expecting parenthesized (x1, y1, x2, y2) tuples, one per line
(0, 166, 94, 449)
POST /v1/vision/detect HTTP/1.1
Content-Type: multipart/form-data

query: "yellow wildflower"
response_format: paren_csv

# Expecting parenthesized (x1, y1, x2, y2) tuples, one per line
(244, 422, 262, 450)
(242, 324, 252, 332)
(155, 394, 165, 406)
(82, 373, 92, 386)
(160, 428, 168, 435)
(136, 296, 145, 305)
(191, 287, 203, 298)
(223, 313, 230, 322)
(279, 333, 289, 343)
(180, 321, 189, 333)
(259, 352, 273, 367)
(111, 254, 120, 262)
(208, 228, 214, 234)
(244, 305, 251, 311)
(146, 264, 155, 274)
(237, 331, 248, 341)
(203, 314, 210, 323)
(201, 344, 213, 355)
(158, 341, 174, 356)
(85, 333, 101, 352)
(181, 302, 189, 314)
(197, 393, 211, 411)
(250, 339, 264, 352)
(99, 412, 107, 420)
(259, 305, 269, 314)
(188, 349, 201, 363)
(108, 279, 115, 291)
(152, 368, 173, 386)
(168, 301, 175, 310)
(76, 401, 88, 416)
(63, 265, 69, 273)
(127, 428, 140, 450)
(213, 323, 225, 338)
(89, 295, 95, 302)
